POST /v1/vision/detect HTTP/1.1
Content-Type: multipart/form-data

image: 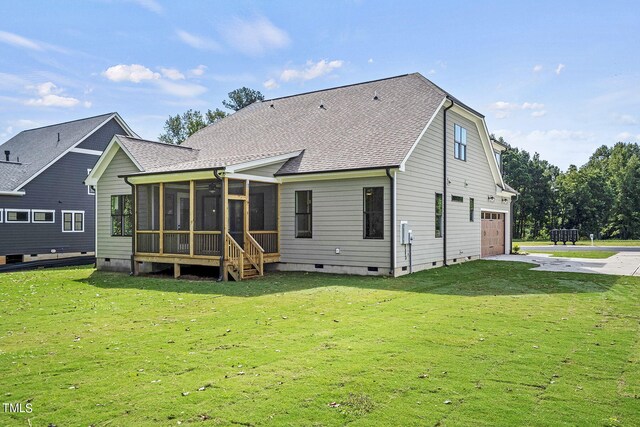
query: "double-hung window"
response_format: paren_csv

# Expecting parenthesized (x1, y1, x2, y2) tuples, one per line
(469, 198, 475, 222)
(454, 124, 467, 161)
(62, 211, 84, 232)
(111, 195, 133, 236)
(295, 190, 312, 238)
(363, 187, 384, 239)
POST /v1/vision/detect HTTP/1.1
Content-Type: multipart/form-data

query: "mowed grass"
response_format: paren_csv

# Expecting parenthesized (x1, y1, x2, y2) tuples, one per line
(515, 239, 640, 247)
(526, 250, 619, 259)
(1, 262, 639, 426)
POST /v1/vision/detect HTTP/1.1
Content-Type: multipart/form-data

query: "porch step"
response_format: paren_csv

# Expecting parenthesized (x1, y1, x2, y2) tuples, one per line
(242, 267, 259, 278)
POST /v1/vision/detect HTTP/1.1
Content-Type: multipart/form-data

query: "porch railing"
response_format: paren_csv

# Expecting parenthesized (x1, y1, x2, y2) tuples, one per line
(164, 231, 190, 255)
(225, 232, 244, 281)
(245, 232, 264, 276)
(250, 231, 278, 254)
(194, 231, 221, 256)
(137, 232, 159, 254)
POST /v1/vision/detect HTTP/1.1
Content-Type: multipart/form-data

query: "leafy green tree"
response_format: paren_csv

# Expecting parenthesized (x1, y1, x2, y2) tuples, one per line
(222, 87, 264, 111)
(158, 108, 228, 145)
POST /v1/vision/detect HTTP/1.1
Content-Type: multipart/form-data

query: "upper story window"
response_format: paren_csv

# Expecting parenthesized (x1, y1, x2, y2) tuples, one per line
(295, 190, 312, 238)
(363, 187, 384, 239)
(454, 124, 467, 161)
(495, 151, 502, 172)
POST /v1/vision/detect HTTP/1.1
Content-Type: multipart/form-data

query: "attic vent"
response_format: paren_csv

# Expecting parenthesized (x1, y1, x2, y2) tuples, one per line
(319, 100, 325, 110)
(270, 103, 274, 108)
(373, 90, 379, 100)
(4, 150, 9, 161)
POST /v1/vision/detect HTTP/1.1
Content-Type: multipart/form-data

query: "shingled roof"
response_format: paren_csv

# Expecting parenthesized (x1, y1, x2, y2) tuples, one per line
(184, 73, 448, 175)
(0, 113, 130, 192)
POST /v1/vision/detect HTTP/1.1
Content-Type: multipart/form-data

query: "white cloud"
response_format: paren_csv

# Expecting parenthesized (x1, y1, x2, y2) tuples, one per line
(222, 16, 290, 56)
(522, 102, 545, 110)
(160, 67, 185, 80)
(128, 0, 163, 13)
(615, 114, 638, 125)
(176, 30, 221, 51)
(531, 110, 547, 118)
(368, 58, 374, 64)
(25, 82, 80, 107)
(555, 63, 565, 75)
(0, 30, 43, 50)
(154, 80, 207, 98)
(83, 101, 92, 108)
(280, 59, 344, 82)
(427, 69, 436, 76)
(533, 64, 543, 73)
(616, 132, 640, 141)
(189, 65, 207, 76)
(103, 64, 161, 83)
(263, 78, 279, 90)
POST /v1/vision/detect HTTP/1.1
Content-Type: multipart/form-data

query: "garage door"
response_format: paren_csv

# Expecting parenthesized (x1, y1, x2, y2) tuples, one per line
(481, 212, 505, 257)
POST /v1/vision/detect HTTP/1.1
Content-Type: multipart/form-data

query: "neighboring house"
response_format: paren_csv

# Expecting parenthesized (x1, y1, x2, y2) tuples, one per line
(87, 73, 516, 280)
(0, 113, 137, 264)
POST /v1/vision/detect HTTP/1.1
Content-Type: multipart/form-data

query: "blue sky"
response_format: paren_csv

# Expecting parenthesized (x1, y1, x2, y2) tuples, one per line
(1, 0, 638, 170)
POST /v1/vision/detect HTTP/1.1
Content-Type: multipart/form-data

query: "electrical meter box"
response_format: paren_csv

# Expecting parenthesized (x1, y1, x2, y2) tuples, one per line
(401, 221, 410, 245)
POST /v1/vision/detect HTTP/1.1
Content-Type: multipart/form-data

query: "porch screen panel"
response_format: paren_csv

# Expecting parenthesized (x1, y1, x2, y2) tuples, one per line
(164, 182, 190, 231)
(195, 180, 221, 231)
(249, 182, 277, 231)
(136, 184, 160, 231)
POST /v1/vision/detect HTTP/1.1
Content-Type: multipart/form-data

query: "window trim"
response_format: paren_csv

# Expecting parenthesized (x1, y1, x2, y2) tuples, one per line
(470, 198, 475, 222)
(0, 209, 3, 223)
(435, 193, 443, 238)
(363, 187, 384, 239)
(32, 209, 56, 223)
(61, 210, 85, 233)
(111, 195, 133, 237)
(454, 124, 467, 161)
(294, 190, 312, 239)
(5, 209, 31, 223)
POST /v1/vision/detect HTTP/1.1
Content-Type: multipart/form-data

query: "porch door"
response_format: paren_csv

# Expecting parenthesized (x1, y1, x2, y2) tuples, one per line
(228, 199, 245, 248)
(176, 193, 190, 231)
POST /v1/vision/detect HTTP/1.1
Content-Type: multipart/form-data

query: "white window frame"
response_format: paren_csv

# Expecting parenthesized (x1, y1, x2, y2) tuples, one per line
(87, 169, 95, 195)
(32, 209, 56, 223)
(61, 210, 85, 233)
(0, 209, 3, 223)
(5, 209, 31, 223)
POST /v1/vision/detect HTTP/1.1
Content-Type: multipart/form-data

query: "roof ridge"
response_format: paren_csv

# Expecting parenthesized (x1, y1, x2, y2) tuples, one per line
(117, 134, 196, 150)
(14, 112, 116, 134)
(263, 73, 412, 103)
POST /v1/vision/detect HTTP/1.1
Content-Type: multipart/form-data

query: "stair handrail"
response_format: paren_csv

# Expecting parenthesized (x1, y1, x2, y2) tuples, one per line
(225, 232, 244, 280)
(244, 232, 264, 276)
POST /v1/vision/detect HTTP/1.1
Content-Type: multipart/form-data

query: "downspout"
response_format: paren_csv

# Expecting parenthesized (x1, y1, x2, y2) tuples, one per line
(510, 193, 519, 254)
(123, 176, 135, 275)
(442, 98, 454, 266)
(214, 169, 225, 281)
(386, 167, 396, 276)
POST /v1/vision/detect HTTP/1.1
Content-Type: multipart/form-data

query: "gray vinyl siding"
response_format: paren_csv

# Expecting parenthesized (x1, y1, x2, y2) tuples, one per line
(77, 118, 126, 152)
(96, 148, 137, 261)
(395, 109, 506, 273)
(280, 176, 390, 270)
(243, 160, 286, 178)
(0, 152, 97, 255)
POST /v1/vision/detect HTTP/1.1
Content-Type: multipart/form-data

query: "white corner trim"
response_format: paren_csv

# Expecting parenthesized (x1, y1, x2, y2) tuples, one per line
(12, 113, 135, 192)
(70, 147, 104, 156)
(399, 97, 448, 172)
(225, 150, 303, 173)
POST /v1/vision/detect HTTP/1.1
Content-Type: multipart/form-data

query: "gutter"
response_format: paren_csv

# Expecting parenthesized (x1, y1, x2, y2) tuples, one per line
(123, 176, 136, 275)
(0, 191, 26, 196)
(385, 168, 396, 276)
(442, 98, 454, 266)
(214, 169, 225, 281)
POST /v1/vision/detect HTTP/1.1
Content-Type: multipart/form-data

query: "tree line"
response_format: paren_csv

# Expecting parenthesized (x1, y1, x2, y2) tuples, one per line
(500, 137, 640, 240)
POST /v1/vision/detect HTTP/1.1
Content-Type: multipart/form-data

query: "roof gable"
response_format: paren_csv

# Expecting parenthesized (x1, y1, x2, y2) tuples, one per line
(0, 113, 135, 193)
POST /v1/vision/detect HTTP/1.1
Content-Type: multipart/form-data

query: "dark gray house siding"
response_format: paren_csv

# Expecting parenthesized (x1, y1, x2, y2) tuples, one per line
(0, 116, 133, 260)
(77, 120, 126, 152)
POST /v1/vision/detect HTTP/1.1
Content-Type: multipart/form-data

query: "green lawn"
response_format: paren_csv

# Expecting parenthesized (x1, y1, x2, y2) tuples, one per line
(1, 263, 639, 426)
(526, 250, 619, 259)
(515, 239, 640, 247)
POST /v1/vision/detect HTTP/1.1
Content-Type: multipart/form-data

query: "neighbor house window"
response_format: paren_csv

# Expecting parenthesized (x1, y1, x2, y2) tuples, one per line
(5, 209, 30, 223)
(454, 124, 467, 161)
(363, 187, 384, 239)
(295, 190, 312, 238)
(451, 195, 464, 203)
(0, 209, 3, 223)
(111, 195, 133, 236)
(470, 198, 475, 222)
(62, 211, 84, 232)
(435, 193, 443, 238)
(32, 210, 55, 223)
(87, 169, 95, 195)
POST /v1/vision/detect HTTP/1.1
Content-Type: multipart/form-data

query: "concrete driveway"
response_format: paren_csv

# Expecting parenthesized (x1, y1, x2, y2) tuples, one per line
(487, 251, 640, 276)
